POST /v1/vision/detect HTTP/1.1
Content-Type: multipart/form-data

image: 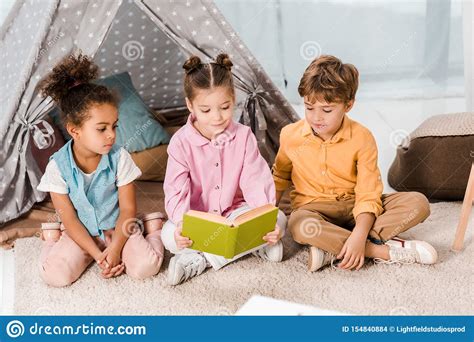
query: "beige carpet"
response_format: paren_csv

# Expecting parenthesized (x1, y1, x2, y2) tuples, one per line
(14, 202, 473, 315)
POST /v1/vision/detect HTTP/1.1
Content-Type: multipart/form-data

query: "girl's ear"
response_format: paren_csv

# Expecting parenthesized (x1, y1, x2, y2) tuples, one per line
(66, 123, 80, 139)
(185, 97, 193, 114)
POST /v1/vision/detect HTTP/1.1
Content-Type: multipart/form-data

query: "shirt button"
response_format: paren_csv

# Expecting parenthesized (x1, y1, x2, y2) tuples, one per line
(213, 209, 218, 213)
(215, 185, 220, 190)
(215, 162, 219, 167)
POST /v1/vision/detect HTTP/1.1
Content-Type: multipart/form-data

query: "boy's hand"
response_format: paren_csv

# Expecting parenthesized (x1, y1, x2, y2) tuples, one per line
(337, 231, 366, 270)
(263, 224, 281, 246)
(175, 222, 193, 250)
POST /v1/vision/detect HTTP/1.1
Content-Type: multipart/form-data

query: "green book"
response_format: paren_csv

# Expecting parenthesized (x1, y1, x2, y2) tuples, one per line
(182, 204, 278, 259)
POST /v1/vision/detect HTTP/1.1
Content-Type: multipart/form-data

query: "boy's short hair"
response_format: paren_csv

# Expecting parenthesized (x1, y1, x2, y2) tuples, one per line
(298, 55, 359, 104)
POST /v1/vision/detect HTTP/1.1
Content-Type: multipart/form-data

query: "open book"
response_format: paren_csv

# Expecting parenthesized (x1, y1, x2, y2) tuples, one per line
(182, 204, 278, 259)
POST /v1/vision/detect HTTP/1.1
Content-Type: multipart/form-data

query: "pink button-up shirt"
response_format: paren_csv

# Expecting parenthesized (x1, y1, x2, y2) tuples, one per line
(164, 115, 276, 224)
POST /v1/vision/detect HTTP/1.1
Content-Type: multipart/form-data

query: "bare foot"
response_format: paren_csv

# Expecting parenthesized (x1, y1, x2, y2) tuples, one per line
(0, 227, 41, 250)
(0, 231, 12, 249)
(0, 238, 15, 250)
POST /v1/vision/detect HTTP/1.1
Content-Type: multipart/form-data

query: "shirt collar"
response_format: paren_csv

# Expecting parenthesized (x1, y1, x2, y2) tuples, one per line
(301, 115, 352, 143)
(67, 140, 111, 174)
(184, 114, 238, 146)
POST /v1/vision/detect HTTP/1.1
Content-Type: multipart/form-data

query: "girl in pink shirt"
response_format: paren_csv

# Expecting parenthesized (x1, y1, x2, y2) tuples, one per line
(163, 54, 287, 285)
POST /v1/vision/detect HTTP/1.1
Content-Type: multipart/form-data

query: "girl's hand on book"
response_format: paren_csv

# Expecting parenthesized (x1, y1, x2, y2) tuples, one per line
(175, 223, 193, 250)
(263, 225, 281, 246)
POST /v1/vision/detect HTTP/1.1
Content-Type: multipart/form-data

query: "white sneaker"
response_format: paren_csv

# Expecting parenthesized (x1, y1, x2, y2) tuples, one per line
(167, 253, 208, 286)
(308, 246, 336, 272)
(252, 241, 283, 262)
(375, 237, 438, 265)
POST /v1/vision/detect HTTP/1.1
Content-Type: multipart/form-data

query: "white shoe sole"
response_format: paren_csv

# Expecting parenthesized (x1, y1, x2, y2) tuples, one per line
(266, 242, 283, 262)
(407, 240, 438, 264)
(308, 246, 325, 272)
(167, 256, 180, 286)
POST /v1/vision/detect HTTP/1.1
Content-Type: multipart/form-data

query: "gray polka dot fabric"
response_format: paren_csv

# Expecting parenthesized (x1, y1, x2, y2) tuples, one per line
(94, 0, 187, 109)
(0, 0, 299, 224)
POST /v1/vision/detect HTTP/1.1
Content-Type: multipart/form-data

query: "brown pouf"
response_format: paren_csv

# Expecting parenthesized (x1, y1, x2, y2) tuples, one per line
(388, 112, 474, 201)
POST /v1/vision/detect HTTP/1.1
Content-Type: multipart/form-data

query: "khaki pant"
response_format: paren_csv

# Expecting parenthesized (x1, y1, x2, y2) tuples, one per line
(288, 192, 430, 255)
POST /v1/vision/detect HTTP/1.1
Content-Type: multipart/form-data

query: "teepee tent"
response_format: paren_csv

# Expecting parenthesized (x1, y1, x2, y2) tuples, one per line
(0, 0, 299, 225)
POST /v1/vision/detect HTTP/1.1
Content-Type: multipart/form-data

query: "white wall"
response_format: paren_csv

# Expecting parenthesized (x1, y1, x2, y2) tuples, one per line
(464, 0, 473, 111)
(0, 0, 15, 27)
(216, 0, 466, 104)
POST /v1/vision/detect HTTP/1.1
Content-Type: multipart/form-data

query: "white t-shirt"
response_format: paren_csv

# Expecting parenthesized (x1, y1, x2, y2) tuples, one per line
(37, 147, 142, 194)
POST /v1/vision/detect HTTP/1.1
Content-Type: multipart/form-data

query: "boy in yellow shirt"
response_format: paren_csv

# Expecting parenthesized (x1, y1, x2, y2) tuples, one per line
(273, 55, 438, 271)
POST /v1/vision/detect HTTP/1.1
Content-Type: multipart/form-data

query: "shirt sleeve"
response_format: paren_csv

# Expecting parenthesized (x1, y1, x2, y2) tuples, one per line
(37, 160, 69, 194)
(116, 148, 142, 187)
(163, 138, 192, 224)
(272, 126, 293, 192)
(239, 130, 276, 207)
(352, 131, 384, 219)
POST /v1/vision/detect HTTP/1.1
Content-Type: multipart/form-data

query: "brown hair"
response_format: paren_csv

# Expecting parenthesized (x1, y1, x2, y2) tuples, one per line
(298, 55, 359, 104)
(182, 53, 234, 101)
(39, 53, 118, 127)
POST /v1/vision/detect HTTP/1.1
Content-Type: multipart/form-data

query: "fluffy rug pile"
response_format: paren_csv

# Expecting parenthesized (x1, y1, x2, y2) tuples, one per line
(14, 202, 472, 315)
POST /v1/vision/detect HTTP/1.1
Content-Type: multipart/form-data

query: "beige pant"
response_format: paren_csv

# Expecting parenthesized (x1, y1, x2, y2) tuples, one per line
(39, 228, 164, 287)
(288, 192, 430, 255)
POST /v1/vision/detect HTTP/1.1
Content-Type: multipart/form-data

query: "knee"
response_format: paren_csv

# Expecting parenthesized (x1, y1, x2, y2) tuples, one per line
(39, 259, 77, 288)
(126, 257, 163, 280)
(288, 211, 323, 244)
(409, 192, 431, 221)
(277, 210, 288, 236)
(161, 220, 179, 254)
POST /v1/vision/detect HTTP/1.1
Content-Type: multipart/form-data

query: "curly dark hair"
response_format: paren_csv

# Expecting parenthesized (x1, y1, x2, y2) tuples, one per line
(39, 53, 118, 127)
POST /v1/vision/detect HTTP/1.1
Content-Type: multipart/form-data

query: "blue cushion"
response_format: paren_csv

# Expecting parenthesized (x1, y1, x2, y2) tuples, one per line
(48, 72, 170, 152)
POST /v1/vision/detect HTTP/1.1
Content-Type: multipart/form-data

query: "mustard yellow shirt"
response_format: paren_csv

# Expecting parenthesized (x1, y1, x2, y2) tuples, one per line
(272, 115, 384, 218)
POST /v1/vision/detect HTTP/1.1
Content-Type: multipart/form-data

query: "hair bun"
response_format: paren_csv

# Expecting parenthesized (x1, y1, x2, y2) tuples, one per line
(182, 55, 202, 74)
(39, 53, 98, 102)
(215, 53, 233, 71)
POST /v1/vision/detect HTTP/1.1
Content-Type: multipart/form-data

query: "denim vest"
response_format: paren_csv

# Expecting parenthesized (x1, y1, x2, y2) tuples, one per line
(52, 140, 120, 239)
